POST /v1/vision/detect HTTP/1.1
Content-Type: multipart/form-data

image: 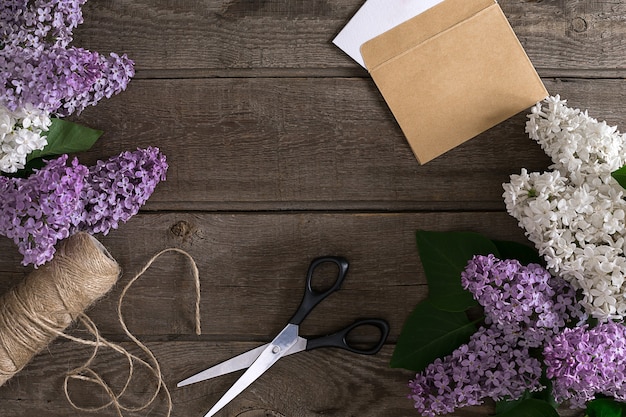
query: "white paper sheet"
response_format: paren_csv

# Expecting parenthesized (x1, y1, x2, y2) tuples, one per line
(332, 0, 445, 68)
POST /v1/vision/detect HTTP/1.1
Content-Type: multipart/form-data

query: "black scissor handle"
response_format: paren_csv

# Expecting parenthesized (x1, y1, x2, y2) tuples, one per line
(305, 319, 390, 355)
(289, 256, 349, 325)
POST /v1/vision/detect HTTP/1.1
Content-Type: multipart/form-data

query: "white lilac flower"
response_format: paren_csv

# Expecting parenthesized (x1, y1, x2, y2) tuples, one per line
(503, 95, 626, 320)
(0, 103, 50, 173)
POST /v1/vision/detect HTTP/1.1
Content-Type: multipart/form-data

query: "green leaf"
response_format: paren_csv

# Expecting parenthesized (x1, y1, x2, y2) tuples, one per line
(496, 395, 528, 415)
(492, 240, 543, 266)
(390, 299, 478, 371)
(496, 379, 556, 415)
(612, 165, 626, 190)
(27, 118, 103, 161)
(416, 230, 500, 312)
(496, 399, 559, 417)
(586, 398, 626, 417)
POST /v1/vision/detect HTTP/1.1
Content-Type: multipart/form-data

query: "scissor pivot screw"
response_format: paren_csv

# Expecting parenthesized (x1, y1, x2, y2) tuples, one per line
(272, 346, 281, 354)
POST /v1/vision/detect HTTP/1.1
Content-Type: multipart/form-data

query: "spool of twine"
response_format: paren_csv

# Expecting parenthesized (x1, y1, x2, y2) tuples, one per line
(0, 232, 120, 385)
(0, 232, 201, 416)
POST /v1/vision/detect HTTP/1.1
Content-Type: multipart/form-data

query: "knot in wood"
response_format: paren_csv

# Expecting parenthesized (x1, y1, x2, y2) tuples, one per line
(170, 220, 194, 240)
(572, 17, 588, 33)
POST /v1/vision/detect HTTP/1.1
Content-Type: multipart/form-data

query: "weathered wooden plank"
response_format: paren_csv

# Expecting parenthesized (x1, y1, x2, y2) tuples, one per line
(0, 342, 452, 417)
(0, 212, 527, 339)
(72, 0, 363, 74)
(503, 0, 626, 74)
(70, 78, 624, 211)
(71, 0, 626, 74)
(0, 340, 584, 417)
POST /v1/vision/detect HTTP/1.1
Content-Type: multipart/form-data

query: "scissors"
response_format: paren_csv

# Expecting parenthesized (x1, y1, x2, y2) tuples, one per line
(177, 256, 390, 417)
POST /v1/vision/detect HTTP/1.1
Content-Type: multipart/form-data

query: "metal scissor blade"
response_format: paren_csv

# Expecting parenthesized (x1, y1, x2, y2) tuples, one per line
(203, 323, 300, 417)
(177, 336, 307, 388)
(177, 344, 268, 388)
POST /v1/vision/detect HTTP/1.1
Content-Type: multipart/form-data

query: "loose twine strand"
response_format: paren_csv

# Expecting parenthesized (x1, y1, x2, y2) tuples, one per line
(0, 233, 202, 417)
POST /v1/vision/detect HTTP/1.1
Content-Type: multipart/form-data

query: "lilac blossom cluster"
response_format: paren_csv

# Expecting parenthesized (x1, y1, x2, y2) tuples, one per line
(0, 155, 86, 266)
(1, 45, 134, 116)
(544, 322, 626, 408)
(0, 0, 135, 116)
(503, 96, 626, 320)
(1, 0, 85, 49)
(80, 147, 168, 234)
(408, 255, 585, 416)
(0, 103, 51, 173)
(0, 148, 167, 266)
(409, 327, 543, 417)
(462, 255, 587, 347)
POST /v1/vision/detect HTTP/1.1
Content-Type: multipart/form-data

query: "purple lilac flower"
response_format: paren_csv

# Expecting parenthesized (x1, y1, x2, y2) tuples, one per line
(0, 45, 134, 116)
(409, 327, 543, 417)
(0, 0, 135, 116)
(544, 322, 626, 408)
(77, 147, 168, 235)
(0, 155, 87, 266)
(0, 148, 167, 266)
(461, 254, 586, 347)
(408, 254, 588, 415)
(0, 0, 85, 49)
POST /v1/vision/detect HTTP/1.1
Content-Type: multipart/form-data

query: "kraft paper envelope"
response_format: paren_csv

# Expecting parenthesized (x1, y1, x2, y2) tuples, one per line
(360, 0, 548, 164)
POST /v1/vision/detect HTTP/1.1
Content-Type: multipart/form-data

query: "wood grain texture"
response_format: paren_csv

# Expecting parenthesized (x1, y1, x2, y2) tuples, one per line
(0, 340, 584, 417)
(68, 77, 626, 212)
(1, 0, 623, 416)
(0, 342, 451, 417)
(1, 211, 526, 339)
(70, 0, 626, 75)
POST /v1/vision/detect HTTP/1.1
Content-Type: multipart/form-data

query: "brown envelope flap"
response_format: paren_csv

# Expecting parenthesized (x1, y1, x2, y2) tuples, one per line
(360, 2, 548, 164)
(360, 0, 495, 70)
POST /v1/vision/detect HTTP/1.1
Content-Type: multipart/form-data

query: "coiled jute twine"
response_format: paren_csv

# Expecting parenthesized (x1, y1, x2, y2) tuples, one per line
(0, 232, 201, 417)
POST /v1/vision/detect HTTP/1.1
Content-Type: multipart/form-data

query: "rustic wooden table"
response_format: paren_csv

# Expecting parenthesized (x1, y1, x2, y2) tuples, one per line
(0, 1, 623, 416)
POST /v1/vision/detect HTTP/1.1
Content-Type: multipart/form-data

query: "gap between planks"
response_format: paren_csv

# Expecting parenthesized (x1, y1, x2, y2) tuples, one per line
(133, 67, 626, 80)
